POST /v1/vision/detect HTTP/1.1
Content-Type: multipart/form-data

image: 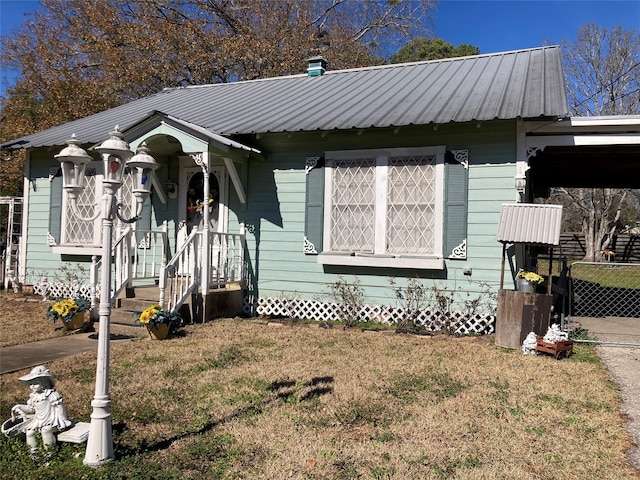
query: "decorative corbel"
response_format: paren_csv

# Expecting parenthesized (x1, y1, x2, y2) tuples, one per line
(305, 156, 321, 174)
(303, 236, 317, 254)
(449, 239, 466, 260)
(191, 152, 208, 173)
(49, 167, 61, 181)
(527, 146, 544, 159)
(449, 150, 469, 169)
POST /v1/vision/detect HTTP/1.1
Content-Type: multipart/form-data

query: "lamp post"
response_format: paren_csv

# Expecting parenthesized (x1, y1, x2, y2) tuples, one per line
(55, 127, 159, 467)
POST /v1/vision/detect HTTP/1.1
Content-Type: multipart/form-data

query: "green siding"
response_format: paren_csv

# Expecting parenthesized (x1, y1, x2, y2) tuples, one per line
(236, 120, 518, 307)
(23, 119, 519, 312)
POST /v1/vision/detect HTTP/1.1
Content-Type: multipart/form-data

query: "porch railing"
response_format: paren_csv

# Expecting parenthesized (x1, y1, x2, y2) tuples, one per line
(90, 224, 246, 316)
(159, 230, 247, 313)
(159, 228, 200, 312)
(207, 231, 246, 289)
(93, 222, 169, 304)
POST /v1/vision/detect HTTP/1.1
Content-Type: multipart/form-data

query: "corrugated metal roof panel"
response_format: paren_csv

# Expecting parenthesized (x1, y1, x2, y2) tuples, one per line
(2, 46, 569, 150)
(496, 203, 563, 246)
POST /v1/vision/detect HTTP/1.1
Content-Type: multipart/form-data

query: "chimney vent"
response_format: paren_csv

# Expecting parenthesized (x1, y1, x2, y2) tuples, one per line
(306, 56, 328, 77)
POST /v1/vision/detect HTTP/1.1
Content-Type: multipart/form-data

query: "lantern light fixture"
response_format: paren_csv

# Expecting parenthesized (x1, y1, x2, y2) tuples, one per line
(54, 128, 159, 467)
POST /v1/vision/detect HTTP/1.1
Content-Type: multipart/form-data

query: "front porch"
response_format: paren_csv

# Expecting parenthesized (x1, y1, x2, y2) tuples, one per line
(36, 226, 248, 323)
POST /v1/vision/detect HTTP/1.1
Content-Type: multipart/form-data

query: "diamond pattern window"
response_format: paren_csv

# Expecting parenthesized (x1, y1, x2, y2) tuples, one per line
(323, 147, 445, 267)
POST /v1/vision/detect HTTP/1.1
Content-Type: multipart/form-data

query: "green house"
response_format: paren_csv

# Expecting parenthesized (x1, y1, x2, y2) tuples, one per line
(6, 46, 635, 332)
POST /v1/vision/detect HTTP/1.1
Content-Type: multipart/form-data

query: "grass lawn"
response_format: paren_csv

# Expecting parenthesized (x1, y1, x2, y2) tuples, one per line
(537, 259, 640, 290)
(0, 292, 637, 479)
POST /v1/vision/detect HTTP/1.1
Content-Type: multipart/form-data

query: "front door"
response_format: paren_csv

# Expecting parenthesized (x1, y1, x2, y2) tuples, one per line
(181, 166, 227, 235)
(177, 166, 227, 277)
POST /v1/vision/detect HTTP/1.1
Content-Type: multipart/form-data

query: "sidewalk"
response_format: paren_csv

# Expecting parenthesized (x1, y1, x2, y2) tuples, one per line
(0, 325, 144, 375)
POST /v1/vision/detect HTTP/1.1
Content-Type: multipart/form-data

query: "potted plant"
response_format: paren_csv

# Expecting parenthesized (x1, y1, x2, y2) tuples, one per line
(46, 297, 90, 330)
(515, 269, 544, 293)
(137, 304, 183, 339)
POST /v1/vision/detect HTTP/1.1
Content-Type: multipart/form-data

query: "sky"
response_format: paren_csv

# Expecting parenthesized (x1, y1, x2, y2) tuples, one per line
(0, 0, 639, 97)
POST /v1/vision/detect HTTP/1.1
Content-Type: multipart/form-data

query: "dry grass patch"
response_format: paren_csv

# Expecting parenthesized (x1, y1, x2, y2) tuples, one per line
(1, 316, 637, 479)
(0, 292, 63, 347)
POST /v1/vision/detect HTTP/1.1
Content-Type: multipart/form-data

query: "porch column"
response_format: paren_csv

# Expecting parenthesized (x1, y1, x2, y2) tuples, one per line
(192, 152, 210, 322)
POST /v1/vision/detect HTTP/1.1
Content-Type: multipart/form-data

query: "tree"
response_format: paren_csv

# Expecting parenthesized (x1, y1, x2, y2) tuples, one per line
(389, 37, 479, 63)
(553, 24, 640, 261)
(563, 23, 640, 116)
(0, 0, 435, 143)
(0, 0, 435, 196)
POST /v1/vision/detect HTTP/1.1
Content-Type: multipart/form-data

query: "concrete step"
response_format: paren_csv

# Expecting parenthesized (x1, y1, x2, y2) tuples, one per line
(111, 285, 162, 326)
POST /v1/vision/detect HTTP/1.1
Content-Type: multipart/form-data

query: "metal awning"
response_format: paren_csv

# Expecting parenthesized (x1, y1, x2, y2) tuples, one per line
(496, 203, 563, 246)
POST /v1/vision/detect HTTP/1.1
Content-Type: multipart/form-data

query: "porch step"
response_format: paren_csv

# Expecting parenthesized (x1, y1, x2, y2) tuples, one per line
(111, 285, 161, 327)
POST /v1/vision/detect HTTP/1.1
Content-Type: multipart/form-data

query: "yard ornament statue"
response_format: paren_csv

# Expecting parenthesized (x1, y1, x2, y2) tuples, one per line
(522, 331, 538, 355)
(2, 366, 72, 454)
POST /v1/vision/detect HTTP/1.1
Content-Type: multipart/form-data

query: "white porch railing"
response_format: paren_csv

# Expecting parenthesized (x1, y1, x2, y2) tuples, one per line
(208, 231, 246, 289)
(92, 222, 169, 304)
(114, 222, 168, 296)
(160, 228, 200, 312)
(90, 225, 246, 316)
(160, 230, 246, 313)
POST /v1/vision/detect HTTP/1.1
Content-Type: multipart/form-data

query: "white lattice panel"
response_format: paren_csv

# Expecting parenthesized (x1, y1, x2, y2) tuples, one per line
(249, 296, 495, 335)
(34, 281, 93, 301)
(65, 174, 97, 244)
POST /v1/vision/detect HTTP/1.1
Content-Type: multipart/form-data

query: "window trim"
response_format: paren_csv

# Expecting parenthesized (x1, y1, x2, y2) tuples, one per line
(318, 146, 446, 270)
(51, 162, 138, 255)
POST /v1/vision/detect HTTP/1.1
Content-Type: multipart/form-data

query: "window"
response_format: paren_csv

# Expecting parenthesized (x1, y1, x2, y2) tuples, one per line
(318, 147, 446, 269)
(49, 163, 138, 253)
(304, 146, 468, 269)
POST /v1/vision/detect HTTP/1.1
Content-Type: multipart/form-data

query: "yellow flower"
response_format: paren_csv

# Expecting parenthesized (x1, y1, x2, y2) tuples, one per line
(47, 297, 89, 324)
(516, 270, 544, 285)
(139, 304, 161, 324)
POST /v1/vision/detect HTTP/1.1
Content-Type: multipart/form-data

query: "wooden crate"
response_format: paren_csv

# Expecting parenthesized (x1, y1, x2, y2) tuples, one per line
(495, 289, 552, 349)
(535, 337, 574, 360)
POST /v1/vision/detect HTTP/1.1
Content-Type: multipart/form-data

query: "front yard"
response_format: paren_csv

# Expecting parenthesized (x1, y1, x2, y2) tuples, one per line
(0, 292, 637, 479)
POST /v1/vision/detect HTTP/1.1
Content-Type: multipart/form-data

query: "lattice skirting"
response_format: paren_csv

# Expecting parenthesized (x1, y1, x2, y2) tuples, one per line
(33, 281, 93, 301)
(245, 296, 495, 336)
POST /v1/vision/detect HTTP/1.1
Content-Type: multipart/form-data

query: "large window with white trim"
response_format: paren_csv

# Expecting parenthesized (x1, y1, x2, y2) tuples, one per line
(319, 146, 446, 269)
(50, 163, 137, 251)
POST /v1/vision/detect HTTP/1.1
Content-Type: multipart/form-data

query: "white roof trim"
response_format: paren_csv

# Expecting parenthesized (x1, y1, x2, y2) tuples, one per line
(527, 134, 640, 148)
(162, 114, 261, 155)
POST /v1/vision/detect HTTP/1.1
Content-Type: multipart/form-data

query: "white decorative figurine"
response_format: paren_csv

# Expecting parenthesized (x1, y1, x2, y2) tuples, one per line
(4, 366, 72, 454)
(522, 331, 538, 355)
(543, 324, 568, 343)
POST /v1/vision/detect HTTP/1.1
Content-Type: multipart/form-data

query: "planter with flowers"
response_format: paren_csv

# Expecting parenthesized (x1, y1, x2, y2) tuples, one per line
(516, 270, 544, 294)
(137, 304, 183, 340)
(46, 297, 90, 330)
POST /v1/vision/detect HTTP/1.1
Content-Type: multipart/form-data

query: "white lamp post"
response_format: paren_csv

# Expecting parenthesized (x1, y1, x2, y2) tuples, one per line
(55, 127, 159, 467)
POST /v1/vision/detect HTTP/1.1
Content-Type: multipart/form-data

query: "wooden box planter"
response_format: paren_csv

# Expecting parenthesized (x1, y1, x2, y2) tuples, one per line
(535, 338, 574, 360)
(495, 289, 552, 349)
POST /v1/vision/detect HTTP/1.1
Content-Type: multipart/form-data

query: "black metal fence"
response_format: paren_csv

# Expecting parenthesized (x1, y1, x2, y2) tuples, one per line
(570, 262, 640, 318)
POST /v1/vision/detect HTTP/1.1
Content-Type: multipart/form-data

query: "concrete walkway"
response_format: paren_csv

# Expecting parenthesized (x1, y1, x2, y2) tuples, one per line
(0, 325, 144, 375)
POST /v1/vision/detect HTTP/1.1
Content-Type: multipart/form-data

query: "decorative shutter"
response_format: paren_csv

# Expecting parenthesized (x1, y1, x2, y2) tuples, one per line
(48, 167, 62, 246)
(444, 150, 469, 259)
(304, 156, 324, 254)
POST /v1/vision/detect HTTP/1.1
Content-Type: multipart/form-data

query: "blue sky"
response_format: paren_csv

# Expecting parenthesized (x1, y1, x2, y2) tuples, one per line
(1, 0, 639, 96)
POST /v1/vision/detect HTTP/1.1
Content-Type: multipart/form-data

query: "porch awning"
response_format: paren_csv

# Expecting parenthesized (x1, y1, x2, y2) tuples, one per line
(160, 112, 261, 156)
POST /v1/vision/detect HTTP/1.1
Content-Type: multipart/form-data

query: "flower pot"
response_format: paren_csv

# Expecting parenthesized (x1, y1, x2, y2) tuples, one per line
(147, 323, 170, 340)
(65, 312, 86, 331)
(517, 278, 535, 294)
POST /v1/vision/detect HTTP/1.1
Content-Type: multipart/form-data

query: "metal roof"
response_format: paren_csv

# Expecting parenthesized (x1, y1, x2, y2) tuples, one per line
(496, 203, 563, 246)
(2, 46, 569, 150)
